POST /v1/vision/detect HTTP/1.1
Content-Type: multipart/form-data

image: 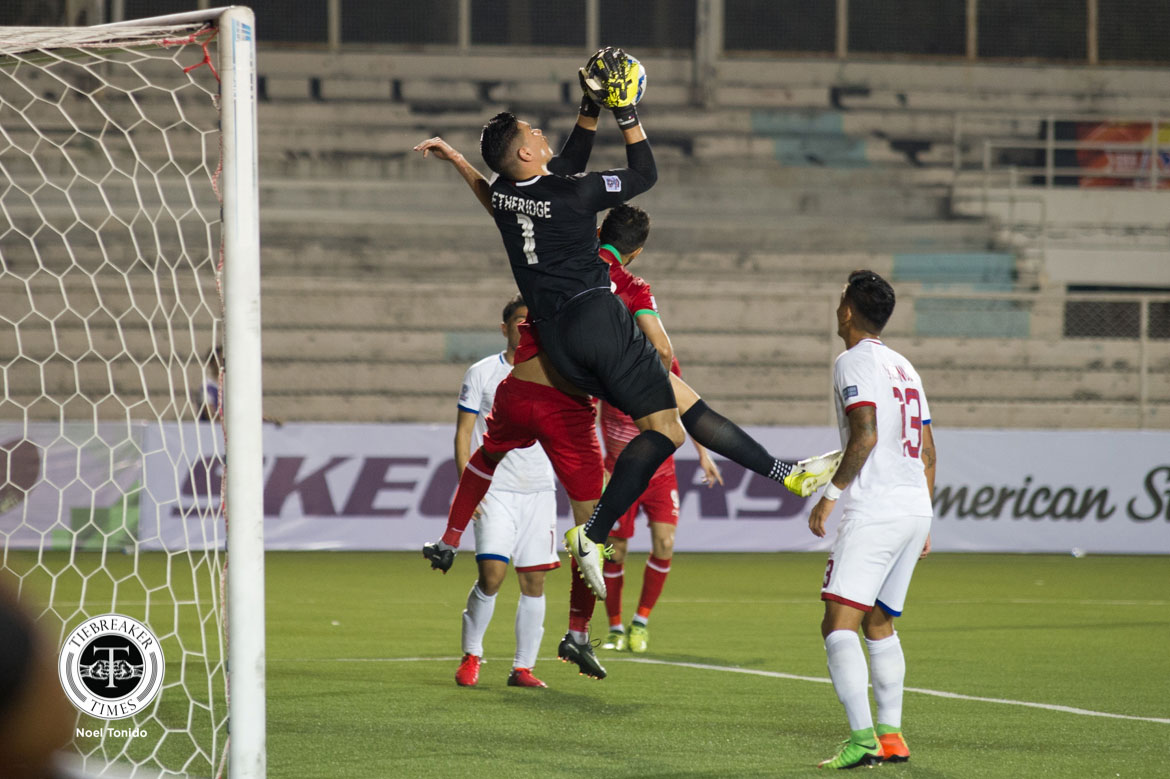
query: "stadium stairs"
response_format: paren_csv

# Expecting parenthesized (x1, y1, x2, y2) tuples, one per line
(0, 56, 1166, 428)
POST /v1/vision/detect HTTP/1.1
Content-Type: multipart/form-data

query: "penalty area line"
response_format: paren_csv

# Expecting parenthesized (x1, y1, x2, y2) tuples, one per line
(274, 655, 1170, 725)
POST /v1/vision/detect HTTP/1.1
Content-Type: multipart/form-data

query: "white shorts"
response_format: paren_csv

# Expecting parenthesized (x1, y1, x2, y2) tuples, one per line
(473, 489, 561, 572)
(820, 513, 931, 616)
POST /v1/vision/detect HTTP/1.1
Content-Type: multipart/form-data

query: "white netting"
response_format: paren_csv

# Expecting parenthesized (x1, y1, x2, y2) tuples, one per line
(0, 20, 230, 778)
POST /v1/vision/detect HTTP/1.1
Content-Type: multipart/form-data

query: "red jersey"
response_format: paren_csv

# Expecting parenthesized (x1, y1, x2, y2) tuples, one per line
(515, 244, 657, 364)
(594, 245, 681, 478)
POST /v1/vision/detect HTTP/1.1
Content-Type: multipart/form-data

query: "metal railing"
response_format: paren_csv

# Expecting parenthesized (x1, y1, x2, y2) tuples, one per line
(67, 0, 1168, 66)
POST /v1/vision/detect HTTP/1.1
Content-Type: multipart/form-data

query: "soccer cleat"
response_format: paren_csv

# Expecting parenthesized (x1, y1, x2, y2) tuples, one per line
(422, 541, 455, 573)
(877, 730, 909, 763)
(507, 667, 548, 688)
(454, 653, 480, 687)
(556, 632, 607, 679)
(564, 525, 608, 600)
(818, 737, 883, 770)
(627, 623, 649, 654)
(600, 629, 627, 651)
(784, 450, 845, 498)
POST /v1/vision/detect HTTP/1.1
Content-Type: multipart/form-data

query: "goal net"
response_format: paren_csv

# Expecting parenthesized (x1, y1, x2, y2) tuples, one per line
(0, 8, 263, 778)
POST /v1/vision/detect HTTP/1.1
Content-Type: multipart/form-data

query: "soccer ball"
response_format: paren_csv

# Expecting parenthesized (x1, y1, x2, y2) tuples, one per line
(620, 54, 647, 107)
(586, 49, 647, 109)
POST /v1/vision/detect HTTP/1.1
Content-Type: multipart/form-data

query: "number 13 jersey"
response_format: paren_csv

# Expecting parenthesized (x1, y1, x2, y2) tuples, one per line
(833, 338, 933, 519)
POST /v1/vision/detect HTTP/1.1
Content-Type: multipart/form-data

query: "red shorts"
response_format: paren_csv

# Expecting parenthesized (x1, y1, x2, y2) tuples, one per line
(483, 375, 603, 502)
(606, 461, 679, 540)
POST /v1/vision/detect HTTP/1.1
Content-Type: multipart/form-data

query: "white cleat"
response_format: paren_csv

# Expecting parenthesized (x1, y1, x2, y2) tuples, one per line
(564, 525, 607, 600)
(783, 450, 844, 498)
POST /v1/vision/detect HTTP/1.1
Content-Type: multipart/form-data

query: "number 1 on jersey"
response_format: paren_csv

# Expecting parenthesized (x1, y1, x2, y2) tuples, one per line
(516, 214, 538, 264)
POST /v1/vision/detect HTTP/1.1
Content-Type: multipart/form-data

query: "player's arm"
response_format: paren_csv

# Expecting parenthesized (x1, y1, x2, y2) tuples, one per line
(808, 404, 877, 538)
(692, 440, 724, 487)
(454, 409, 477, 477)
(412, 137, 493, 215)
(635, 312, 674, 371)
(921, 422, 936, 502)
(919, 421, 936, 557)
(548, 110, 600, 176)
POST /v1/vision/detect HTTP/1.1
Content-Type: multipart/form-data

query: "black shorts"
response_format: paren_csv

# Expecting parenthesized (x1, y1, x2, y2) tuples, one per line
(535, 289, 676, 421)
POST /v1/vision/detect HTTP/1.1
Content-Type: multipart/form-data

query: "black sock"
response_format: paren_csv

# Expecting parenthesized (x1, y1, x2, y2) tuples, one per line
(584, 429, 677, 543)
(680, 400, 792, 481)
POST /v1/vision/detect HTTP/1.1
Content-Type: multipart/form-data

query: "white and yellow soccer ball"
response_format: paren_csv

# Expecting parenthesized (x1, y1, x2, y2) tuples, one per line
(585, 49, 647, 109)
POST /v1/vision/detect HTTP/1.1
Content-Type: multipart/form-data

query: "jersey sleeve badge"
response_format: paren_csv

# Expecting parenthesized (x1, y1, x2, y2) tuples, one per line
(603, 175, 622, 192)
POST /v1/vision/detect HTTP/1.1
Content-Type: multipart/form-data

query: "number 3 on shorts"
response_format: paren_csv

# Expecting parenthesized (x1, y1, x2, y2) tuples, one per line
(516, 214, 538, 264)
(822, 558, 834, 589)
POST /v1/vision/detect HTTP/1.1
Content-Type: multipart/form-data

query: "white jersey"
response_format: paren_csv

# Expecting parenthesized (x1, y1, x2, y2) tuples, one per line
(833, 338, 933, 519)
(457, 352, 555, 494)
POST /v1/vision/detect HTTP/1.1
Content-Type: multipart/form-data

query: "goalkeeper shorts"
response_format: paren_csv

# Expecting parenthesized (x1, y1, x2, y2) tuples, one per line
(535, 289, 676, 422)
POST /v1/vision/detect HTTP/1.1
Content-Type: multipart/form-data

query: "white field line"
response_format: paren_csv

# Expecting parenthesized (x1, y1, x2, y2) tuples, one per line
(275, 655, 1170, 725)
(653, 598, 1169, 607)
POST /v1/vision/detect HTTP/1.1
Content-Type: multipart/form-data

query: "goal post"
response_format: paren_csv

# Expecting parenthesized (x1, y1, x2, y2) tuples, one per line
(0, 7, 264, 778)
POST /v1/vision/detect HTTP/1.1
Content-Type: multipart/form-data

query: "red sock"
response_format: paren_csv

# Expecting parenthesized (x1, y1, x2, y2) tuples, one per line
(637, 555, 671, 620)
(441, 448, 497, 547)
(568, 559, 596, 634)
(603, 560, 624, 628)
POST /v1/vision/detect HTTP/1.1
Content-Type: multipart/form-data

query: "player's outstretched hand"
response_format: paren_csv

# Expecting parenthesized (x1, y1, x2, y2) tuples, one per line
(414, 137, 462, 162)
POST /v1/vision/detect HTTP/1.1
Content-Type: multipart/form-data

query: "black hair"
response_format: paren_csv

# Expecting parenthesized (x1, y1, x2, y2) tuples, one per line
(501, 292, 526, 323)
(599, 204, 651, 260)
(480, 111, 522, 175)
(844, 269, 896, 332)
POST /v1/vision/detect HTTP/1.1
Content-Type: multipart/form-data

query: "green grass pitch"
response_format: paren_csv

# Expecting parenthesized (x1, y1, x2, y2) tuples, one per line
(8, 551, 1169, 777)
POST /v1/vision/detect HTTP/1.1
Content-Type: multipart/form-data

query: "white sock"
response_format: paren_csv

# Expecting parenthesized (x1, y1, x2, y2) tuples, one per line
(825, 629, 873, 732)
(460, 583, 496, 657)
(513, 593, 545, 669)
(569, 629, 589, 644)
(866, 632, 905, 730)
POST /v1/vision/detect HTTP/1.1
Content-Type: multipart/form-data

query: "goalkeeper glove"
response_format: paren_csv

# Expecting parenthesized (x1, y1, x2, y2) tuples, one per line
(578, 48, 607, 116)
(578, 90, 601, 119)
(582, 47, 640, 129)
(612, 103, 639, 130)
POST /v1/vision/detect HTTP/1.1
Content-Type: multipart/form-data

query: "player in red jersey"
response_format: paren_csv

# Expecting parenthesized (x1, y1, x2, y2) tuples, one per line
(590, 205, 723, 655)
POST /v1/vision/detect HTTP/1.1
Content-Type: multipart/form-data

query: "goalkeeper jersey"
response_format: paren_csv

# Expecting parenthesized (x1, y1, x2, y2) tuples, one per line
(489, 127, 656, 323)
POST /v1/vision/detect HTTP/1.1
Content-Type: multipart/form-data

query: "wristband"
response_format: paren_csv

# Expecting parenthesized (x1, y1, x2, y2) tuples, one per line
(579, 94, 601, 118)
(824, 483, 843, 501)
(613, 103, 639, 129)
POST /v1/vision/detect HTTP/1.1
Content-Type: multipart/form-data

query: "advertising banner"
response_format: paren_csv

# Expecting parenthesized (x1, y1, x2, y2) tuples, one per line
(132, 423, 1170, 555)
(1048, 120, 1170, 188)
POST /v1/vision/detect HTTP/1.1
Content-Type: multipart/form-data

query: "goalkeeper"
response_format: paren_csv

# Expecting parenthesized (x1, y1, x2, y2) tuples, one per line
(415, 48, 840, 600)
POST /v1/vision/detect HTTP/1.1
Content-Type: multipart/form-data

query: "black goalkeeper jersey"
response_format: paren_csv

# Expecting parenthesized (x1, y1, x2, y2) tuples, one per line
(489, 127, 656, 322)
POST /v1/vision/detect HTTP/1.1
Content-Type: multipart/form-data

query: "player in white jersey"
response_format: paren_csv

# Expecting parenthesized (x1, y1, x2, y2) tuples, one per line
(806, 270, 937, 769)
(451, 294, 560, 689)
